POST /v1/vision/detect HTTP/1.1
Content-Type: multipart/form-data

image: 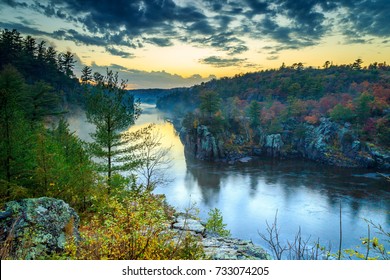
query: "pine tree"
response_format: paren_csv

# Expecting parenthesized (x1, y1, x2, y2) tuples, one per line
(0, 66, 34, 199)
(248, 100, 261, 127)
(86, 69, 140, 188)
(199, 90, 221, 118)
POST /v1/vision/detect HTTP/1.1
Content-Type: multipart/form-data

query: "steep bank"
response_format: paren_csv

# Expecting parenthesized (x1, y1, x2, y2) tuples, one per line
(179, 118, 390, 169)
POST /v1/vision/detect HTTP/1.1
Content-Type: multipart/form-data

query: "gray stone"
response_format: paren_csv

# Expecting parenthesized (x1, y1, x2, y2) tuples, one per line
(173, 215, 205, 235)
(202, 236, 271, 260)
(238, 157, 252, 163)
(172, 214, 271, 260)
(0, 197, 79, 259)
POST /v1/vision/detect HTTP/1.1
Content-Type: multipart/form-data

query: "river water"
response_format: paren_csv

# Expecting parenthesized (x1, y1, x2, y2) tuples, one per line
(129, 103, 390, 257)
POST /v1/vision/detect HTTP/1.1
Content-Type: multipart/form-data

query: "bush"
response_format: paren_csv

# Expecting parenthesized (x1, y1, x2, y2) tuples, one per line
(65, 191, 204, 260)
(205, 208, 231, 237)
(330, 104, 355, 122)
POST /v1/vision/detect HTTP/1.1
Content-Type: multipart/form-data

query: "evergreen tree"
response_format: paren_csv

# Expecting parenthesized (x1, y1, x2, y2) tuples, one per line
(0, 66, 34, 199)
(199, 90, 221, 118)
(86, 69, 140, 188)
(81, 66, 92, 84)
(248, 100, 261, 127)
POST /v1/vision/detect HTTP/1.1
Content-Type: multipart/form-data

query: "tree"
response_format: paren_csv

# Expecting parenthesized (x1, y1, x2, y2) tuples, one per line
(323, 61, 331, 69)
(0, 66, 35, 200)
(329, 104, 355, 122)
(355, 92, 373, 124)
(205, 208, 231, 237)
(352, 59, 363, 70)
(124, 124, 173, 192)
(81, 66, 92, 84)
(25, 81, 62, 125)
(86, 69, 140, 187)
(248, 100, 261, 127)
(0, 66, 25, 183)
(49, 119, 96, 212)
(58, 51, 76, 78)
(199, 90, 221, 118)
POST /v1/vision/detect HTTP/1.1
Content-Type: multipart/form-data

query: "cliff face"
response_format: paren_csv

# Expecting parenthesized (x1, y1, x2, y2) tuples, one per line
(180, 118, 390, 169)
(180, 125, 224, 161)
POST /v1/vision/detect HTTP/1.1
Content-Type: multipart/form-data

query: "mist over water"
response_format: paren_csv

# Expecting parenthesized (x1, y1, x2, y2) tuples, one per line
(66, 107, 95, 143)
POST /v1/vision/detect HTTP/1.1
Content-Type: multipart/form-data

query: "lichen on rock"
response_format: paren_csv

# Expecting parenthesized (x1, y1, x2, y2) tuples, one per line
(0, 197, 79, 259)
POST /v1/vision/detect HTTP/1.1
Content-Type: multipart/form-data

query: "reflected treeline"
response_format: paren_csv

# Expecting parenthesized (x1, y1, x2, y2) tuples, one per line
(185, 160, 222, 206)
(184, 156, 390, 223)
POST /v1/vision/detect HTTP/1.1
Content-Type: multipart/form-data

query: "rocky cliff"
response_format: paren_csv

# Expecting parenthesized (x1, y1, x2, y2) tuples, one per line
(180, 118, 390, 169)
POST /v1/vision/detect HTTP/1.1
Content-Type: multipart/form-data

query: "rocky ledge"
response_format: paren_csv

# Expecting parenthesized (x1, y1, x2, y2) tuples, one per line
(172, 214, 271, 260)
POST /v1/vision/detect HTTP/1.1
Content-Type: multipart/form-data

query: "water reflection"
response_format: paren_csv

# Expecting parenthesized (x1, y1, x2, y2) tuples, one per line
(136, 104, 390, 252)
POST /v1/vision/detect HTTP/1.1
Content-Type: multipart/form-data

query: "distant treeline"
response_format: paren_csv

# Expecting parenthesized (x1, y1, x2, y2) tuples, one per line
(157, 60, 390, 112)
(158, 59, 390, 149)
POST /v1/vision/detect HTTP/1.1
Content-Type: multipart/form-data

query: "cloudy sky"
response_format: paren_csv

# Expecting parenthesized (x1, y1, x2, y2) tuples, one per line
(1, 0, 389, 88)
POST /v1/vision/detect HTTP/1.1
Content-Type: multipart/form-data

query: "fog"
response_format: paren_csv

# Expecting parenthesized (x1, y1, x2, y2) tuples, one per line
(65, 106, 95, 143)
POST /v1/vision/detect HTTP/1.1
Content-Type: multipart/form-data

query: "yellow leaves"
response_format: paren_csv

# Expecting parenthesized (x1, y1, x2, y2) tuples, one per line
(372, 237, 379, 248)
(193, 119, 199, 129)
(65, 191, 203, 260)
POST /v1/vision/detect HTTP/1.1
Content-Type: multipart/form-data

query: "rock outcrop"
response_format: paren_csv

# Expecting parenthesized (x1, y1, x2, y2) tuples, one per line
(0, 197, 79, 259)
(172, 214, 271, 260)
(181, 125, 223, 161)
(296, 118, 390, 168)
(265, 134, 284, 157)
(180, 118, 390, 169)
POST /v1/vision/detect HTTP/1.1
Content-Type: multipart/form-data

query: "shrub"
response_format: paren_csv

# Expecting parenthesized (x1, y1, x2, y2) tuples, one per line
(205, 208, 231, 237)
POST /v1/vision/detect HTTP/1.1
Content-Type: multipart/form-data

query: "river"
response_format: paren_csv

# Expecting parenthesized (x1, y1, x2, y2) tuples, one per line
(128, 103, 390, 258)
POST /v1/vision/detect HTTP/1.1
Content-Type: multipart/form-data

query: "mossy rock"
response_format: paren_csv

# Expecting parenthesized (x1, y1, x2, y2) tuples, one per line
(0, 197, 79, 259)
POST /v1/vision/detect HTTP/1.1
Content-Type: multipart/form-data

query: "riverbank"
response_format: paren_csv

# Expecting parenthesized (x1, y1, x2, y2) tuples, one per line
(178, 118, 390, 169)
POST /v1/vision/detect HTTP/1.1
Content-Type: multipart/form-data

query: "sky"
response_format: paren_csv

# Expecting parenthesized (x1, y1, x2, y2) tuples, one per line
(0, 0, 389, 89)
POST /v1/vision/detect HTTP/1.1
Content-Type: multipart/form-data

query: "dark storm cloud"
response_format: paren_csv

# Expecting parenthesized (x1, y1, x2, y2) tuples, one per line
(0, 21, 50, 36)
(245, 0, 269, 16)
(199, 56, 247, 68)
(0, 0, 28, 8)
(192, 32, 249, 55)
(2, 0, 389, 57)
(187, 20, 216, 35)
(338, 0, 390, 39)
(52, 29, 107, 47)
(105, 47, 134, 58)
(249, 0, 330, 50)
(58, 0, 207, 36)
(145, 37, 173, 47)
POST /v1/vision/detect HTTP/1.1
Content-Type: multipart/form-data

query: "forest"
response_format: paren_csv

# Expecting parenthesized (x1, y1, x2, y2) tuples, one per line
(157, 57, 390, 167)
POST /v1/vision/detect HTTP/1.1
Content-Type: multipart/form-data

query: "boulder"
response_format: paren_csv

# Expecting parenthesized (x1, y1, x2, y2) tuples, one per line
(172, 214, 271, 260)
(0, 197, 79, 259)
(202, 236, 271, 260)
(173, 215, 205, 235)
